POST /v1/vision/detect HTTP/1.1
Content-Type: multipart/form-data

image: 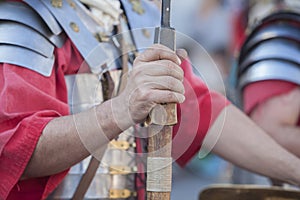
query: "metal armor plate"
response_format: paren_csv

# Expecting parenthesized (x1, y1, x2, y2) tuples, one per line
(199, 184, 300, 200)
(0, 1, 62, 76)
(237, 10, 300, 92)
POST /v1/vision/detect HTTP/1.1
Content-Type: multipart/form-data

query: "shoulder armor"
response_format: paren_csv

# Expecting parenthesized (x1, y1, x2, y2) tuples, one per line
(39, 0, 109, 74)
(239, 39, 300, 75)
(0, 0, 109, 76)
(0, 1, 65, 48)
(121, 0, 160, 51)
(237, 11, 300, 90)
(24, 0, 63, 36)
(0, 1, 61, 76)
(240, 23, 300, 62)
(239, 60, 300, 90)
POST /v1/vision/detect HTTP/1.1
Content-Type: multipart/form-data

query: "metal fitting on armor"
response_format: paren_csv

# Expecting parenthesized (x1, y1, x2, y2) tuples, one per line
(110, 140, 136, 150)
(51, 0, 63, 8)
(130, 0, 145, 14)
(109, 166, 138, 175)
(109, 189, 137, 199)
(70, 22, 80, 32)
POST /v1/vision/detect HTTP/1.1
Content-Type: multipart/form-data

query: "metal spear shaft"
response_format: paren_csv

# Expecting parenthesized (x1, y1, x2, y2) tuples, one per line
(147, 0, 176, 199)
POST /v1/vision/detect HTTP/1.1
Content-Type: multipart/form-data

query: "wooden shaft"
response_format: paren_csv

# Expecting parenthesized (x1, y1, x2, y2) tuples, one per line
(147, 103, 176, 200)
(147, 125, 173, 200)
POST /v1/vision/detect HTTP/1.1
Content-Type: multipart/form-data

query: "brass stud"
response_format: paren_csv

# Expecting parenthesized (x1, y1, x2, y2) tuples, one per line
(51, 0, 62, 8)
(70, 22, 79, 32)
(67, 0, 76, 9)
(142, 29, 151, 38)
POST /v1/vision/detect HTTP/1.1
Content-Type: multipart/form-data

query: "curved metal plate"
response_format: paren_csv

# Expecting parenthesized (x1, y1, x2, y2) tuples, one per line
(239, 39, 300, 75)
(250, 11, 300, 35)
(240, 22, 300, 61)
(262, 11, 300, 25)
(0, 1, 65, 47)
(24, 0, 62, 35)
(199, 184, 300, 200)
(238, 60, 300, 89)
(41, 0, 109, 74)
(0, 22, 54, 58)
(0, 44, 54, 77)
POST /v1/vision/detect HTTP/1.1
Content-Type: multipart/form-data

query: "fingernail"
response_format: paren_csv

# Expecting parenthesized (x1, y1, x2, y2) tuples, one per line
(177, 94, 185, 103)
(177, 57, 182, 65)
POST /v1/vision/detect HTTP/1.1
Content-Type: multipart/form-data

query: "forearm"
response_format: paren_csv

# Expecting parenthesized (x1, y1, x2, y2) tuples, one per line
(206, 105, 300, 185)
(250, 87, 300, 157)
(22, 99, 126, 178)
(271, 125, 300, 158)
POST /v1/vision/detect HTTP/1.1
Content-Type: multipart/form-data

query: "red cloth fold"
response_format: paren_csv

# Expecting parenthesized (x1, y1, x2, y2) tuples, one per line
(0, 39, 82, 200)
(173, 58, 230, 167)
(243, 80, 298, 114)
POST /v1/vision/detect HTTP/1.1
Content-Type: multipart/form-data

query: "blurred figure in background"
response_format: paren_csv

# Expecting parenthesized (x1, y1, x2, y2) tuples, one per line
(191, 0, 233, 95)
(234, 0, 300, 187)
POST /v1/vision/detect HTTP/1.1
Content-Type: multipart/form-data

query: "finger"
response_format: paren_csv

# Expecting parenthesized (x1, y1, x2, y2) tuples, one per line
(137, 60, 184, 82)
(150, 90, 185, 104)
(142, 76, 185, 94)
(176, 49, 188, 61)
(134, 44, 181, 65)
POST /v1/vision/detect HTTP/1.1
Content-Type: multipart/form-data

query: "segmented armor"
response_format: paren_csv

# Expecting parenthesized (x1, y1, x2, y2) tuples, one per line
(237, 0, 300, 100)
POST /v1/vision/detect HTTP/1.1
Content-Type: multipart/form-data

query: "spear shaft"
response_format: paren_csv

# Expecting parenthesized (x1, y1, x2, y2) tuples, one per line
(147, 1, 176, 199)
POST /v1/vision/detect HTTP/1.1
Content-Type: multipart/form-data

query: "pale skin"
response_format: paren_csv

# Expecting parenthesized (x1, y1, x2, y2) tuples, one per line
(206, 105, 300, 186)
(250, 87, 300, 157)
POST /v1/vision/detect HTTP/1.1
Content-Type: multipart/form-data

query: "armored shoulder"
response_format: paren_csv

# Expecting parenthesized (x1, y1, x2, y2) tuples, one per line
(0, 1, 66, 77)
(237, 11, 300, 91)
(0, 0, 110, 76)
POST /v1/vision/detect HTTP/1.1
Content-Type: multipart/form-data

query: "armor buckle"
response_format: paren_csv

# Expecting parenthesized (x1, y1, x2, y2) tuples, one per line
(110, 140, 136, 150)
(109, 166, 138, 175)
(109, 189, 137, 199)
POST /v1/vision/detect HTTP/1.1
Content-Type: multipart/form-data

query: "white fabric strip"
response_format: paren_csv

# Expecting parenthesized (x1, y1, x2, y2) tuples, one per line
(146, 157, 172, 192)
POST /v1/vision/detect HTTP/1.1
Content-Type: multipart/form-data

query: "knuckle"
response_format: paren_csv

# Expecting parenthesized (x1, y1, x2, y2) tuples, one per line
(130, 67, 144, 79)
(162, 60, 176, 75)
(137, 86, 151, 100)
(166, 77, 175, 88)
(133, 58, 140, 66)
(166, 60, 175, 69)
(167, 92, 176, 101)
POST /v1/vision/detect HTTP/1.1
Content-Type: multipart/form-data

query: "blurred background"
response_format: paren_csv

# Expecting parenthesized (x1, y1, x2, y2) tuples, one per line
(168, 1, 271, 199)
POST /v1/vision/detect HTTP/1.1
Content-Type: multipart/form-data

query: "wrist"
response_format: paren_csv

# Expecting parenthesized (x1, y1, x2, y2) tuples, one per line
(109, 96, 135, 131)
(96, 97, 134, 138)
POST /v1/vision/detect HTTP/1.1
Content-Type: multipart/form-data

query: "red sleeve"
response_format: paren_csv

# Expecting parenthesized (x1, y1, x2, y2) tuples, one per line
(0, 39, 83, 200)
(172, 59, 230, 167)
(243, 80, 298, 114)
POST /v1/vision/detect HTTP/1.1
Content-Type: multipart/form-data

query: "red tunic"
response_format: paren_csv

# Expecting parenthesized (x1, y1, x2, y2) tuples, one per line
(0, 39, 229, 199)
(243, 80, 299, 125)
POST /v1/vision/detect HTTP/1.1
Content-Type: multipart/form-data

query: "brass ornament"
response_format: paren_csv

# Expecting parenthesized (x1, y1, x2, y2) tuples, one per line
(51, 0, 63, 8)
(70, 22, 80, 32)
(129, 0, 145, 15)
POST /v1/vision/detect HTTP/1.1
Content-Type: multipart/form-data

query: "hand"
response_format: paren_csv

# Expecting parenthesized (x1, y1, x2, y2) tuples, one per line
(113, 44, 185, 128)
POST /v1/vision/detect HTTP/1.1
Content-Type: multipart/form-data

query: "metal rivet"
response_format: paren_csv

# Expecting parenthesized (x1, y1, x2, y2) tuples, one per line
(51, 0, 62, 8)
(70, 22, 79, 32)
(67, 0, 76, 9)
(142, 29, 151, 38)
